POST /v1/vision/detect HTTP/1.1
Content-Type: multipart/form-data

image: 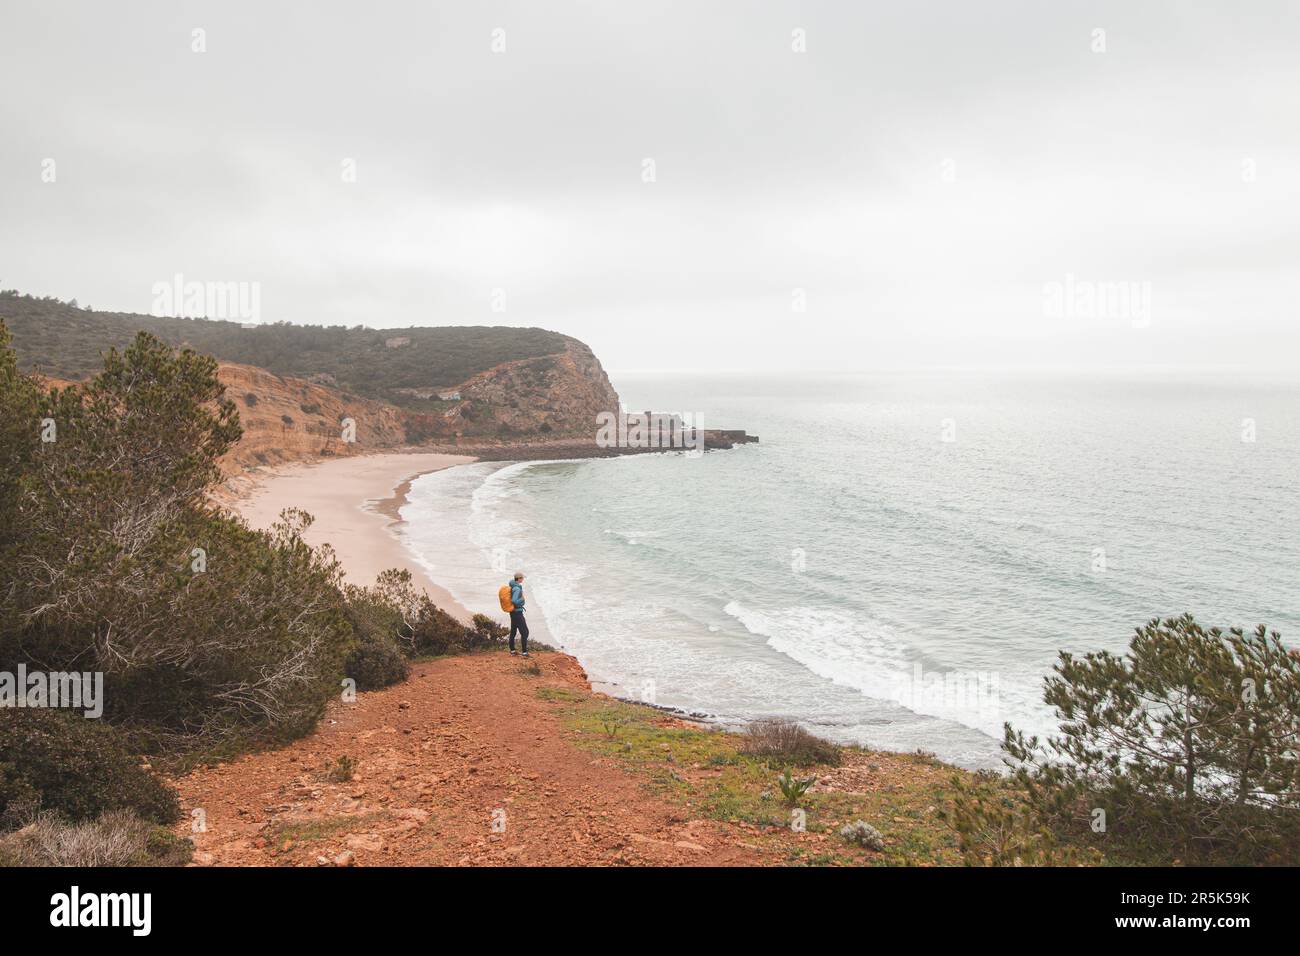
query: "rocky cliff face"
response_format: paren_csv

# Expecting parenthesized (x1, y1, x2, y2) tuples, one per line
(410, 340, 620, 442)
(217, 337, 622, 476)
(458, 340, 619, 437)
(217, 363, 408, 478)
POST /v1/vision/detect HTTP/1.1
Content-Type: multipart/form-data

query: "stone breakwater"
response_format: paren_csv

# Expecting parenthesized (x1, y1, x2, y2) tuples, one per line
(427, 428, 758, 462)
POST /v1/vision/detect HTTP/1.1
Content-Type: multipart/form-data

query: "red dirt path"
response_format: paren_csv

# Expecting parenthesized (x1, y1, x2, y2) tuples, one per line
(175, 652, 765, 866)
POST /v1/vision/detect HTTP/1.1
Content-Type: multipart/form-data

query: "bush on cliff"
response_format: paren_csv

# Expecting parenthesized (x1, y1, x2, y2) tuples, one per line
(0, 710, 180, 829)
(343, 582, 411, 690)
(471, 614, 510, 647)
(345, 634, 410, 692)
(345, 568, 516, 659)
(938, 771, 1087, 867)
(742, 718, 841, 767)
(947, 615, 1300, 865)
(0, 324, 353, 756)
(413, 606, 519, 654)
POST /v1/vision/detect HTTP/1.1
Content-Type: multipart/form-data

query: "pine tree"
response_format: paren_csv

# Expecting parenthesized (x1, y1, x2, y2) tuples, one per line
(1002, 614, 1300, 863)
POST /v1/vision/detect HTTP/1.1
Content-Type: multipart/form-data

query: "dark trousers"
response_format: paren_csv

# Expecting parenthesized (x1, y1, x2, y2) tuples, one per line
(509, 610, 529, 653)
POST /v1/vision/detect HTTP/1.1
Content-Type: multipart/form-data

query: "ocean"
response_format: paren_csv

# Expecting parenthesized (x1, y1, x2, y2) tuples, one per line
(399, 371, 1300, 768)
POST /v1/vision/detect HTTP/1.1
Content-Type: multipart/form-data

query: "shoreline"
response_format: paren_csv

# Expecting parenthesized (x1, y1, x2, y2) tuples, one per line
(227, 450, 715, 715)
(228, 449, 724, 718)
(226, 449, 998, 766)
(227, 451, 479, 623)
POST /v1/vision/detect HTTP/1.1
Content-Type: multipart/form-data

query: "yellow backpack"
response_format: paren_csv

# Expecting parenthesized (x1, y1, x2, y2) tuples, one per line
(498, 585, 515, 613)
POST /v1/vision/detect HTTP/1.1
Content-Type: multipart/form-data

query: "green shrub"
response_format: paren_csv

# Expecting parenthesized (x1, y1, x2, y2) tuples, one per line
(349, 569, 516, 658)
(470, 614, 509, 647)
(409, 604, 476, 656)
(344, 581, 409, 678)
(345, 627, 410, 691)
(1003, 615, 1300, 865)
(0, 710, 180, 828)
(0, 329, 354, 757)
(937, 773, 1083, 866)
(0, 760, 38, 827)
(776, 768, 815, 805)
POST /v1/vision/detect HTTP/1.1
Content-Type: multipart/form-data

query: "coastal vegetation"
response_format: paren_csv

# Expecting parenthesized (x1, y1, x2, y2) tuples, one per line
(2, 290, 625, 449)
(0, 808, 194, 867)
(948, 615, 1300, 866)
(743, 717, 842, 767)
(343, 568, 511, 691)
(0, 709, 181, 828)
(547, 695, 963, 865)
(0, 290, 572, 403)
(547, 618, 1300, 867)
(0, 322, 516, 864)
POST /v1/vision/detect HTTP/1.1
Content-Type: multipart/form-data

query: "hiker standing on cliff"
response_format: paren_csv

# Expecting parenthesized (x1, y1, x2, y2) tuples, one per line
(500, 572, 529, 657)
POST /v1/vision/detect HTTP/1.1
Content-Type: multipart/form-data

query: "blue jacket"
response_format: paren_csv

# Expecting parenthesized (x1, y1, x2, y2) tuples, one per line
(509, 580, 525, 611)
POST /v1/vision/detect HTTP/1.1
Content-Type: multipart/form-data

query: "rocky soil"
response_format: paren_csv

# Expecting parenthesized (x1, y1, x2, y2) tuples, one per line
(175, 652, 765, 867)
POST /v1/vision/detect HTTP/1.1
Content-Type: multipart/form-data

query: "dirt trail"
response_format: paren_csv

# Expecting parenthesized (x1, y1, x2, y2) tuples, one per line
(176, 652, 764, 866)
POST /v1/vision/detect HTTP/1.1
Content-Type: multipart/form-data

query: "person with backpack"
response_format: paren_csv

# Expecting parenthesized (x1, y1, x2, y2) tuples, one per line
(498, 572, 529, 657)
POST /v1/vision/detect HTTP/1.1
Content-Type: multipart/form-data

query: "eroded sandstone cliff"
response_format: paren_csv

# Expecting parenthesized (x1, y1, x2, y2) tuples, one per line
(218, 337, 623, 476)
(452, 341, 620, 437)
(217, 363, 408, 478)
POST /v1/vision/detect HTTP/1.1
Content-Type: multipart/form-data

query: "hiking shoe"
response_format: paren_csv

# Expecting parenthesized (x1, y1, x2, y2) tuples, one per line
(510, 650, 517, 656)
(522, 652, 530, 658)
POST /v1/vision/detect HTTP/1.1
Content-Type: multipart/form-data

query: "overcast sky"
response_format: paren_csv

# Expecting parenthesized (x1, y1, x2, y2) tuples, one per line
(2, 1, 1297, 373)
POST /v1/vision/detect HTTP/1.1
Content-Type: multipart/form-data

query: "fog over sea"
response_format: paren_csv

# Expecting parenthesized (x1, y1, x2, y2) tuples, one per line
(399, 372, 1300, 768)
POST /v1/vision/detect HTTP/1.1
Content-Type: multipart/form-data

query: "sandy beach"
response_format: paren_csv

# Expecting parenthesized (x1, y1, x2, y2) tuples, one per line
(230, 452, 478, 622)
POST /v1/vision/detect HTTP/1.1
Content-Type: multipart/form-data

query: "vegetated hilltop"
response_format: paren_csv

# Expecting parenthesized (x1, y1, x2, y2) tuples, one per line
(1, 290, 622, 450)
(3, 291, 571, 400)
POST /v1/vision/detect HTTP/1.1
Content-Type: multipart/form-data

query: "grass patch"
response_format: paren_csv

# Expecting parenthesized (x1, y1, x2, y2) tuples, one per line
(263, 811, 390, 848)
(0, 810, 193, 867)
(535, 686, 583, 703)
(545, 693, 972, 866)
